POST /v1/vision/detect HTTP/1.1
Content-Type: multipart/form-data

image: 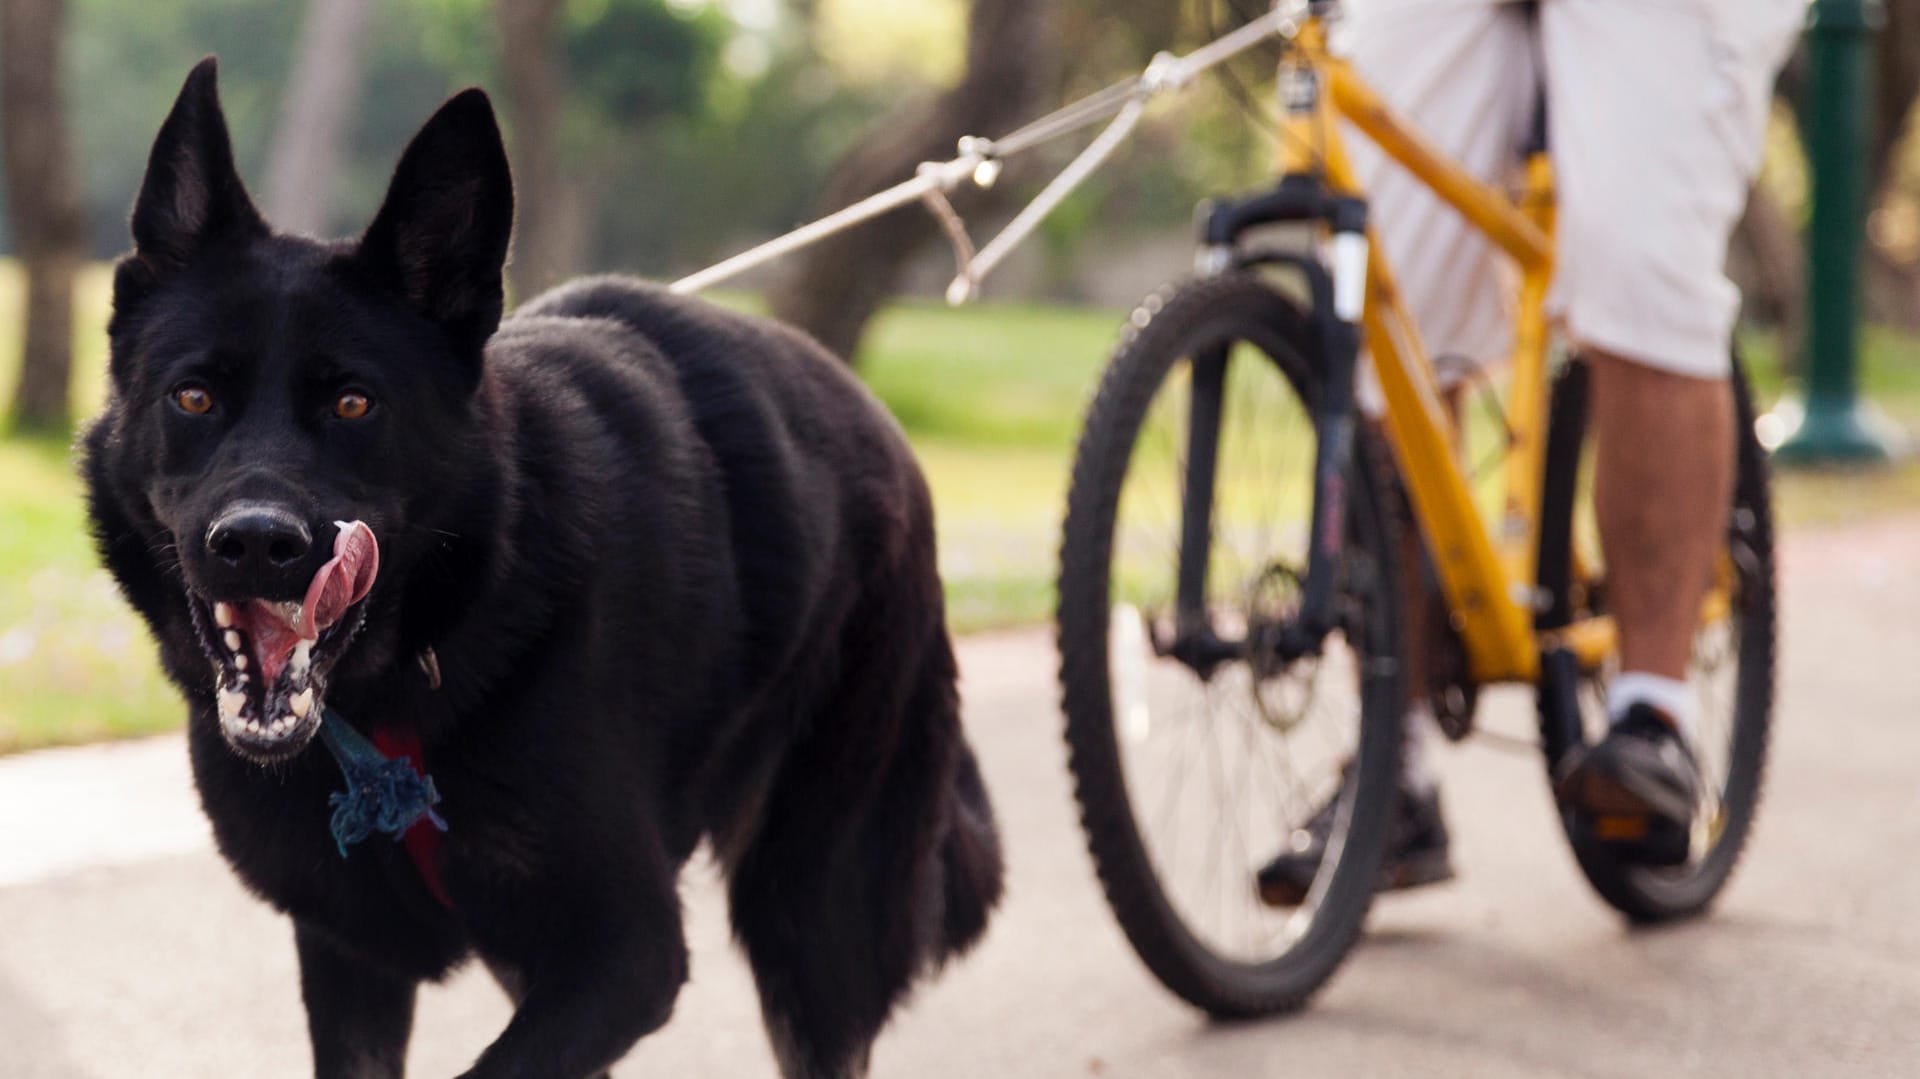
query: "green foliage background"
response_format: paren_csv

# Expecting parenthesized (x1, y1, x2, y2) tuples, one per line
(33, 0, 1271, 280)
(26, 0, 1259, 282)
(52, 0, 893, 274)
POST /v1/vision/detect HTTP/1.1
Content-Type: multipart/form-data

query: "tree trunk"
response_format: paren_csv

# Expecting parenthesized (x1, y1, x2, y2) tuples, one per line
(1870, 0, 1919, 194)
(262, 0, 377, 236)
(1865, 248, 1920, 329)
(1, 0, 86, 434)
(1739, 1, 1920, 344)
(1865, 0, 1920, 328)
(494, 0, 573, 302)
(768, 0, 1053, 362)
(1732, 182, 1804, 347)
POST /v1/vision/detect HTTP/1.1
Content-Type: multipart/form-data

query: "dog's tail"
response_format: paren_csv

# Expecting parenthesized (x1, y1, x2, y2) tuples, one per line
(725, 571, 1002, 1079)
(936, 738, 1002, 959)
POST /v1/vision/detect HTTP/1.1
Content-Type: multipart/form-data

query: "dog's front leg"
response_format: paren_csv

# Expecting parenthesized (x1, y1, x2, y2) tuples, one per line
(295, 922, 419, 1079)
(455, 922, 689, 1079)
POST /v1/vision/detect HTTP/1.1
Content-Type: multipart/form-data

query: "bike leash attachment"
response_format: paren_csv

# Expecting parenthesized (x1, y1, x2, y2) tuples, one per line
(668, 6, 1292, 301)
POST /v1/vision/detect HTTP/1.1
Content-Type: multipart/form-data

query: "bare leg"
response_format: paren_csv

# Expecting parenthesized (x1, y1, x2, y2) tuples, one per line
(1587, 351, 1734, 681)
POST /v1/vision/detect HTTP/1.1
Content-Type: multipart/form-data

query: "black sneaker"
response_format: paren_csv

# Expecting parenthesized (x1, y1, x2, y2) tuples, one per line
(1255, 783, 1455, 907)
(1554, 703, 1701, 866)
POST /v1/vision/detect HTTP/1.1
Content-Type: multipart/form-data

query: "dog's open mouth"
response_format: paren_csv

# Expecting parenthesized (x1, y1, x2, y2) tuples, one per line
(190, 521, 380, 762)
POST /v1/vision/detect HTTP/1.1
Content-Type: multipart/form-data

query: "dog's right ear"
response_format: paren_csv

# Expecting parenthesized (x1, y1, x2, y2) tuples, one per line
(351, 88, 515, 357)
(127, 58, 266, 273)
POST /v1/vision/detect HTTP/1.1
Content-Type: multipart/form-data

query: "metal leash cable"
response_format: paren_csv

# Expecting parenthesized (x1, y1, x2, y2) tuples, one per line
(668, 5, 1291, 301)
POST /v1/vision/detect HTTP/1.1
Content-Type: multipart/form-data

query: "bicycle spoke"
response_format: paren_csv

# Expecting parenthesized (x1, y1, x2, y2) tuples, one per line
(1103, 325, 1366, 965)
(1060, 275, 1427, 1014)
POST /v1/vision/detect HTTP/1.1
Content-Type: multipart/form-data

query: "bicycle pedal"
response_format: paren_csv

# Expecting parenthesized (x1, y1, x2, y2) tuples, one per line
(1570, 810, 1691, 868)
(1592, 814, 1648, 842)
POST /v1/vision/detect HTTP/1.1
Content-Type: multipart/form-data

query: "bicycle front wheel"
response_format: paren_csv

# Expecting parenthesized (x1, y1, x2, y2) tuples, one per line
(1057, 272, 1405, 1016)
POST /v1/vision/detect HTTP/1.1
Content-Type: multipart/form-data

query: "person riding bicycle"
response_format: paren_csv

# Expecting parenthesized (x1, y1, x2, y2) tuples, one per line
(1258, 0, 1803, 903)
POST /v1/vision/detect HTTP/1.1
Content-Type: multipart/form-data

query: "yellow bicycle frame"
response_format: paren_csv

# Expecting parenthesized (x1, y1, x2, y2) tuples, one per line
(1275, 17, 1585, 683)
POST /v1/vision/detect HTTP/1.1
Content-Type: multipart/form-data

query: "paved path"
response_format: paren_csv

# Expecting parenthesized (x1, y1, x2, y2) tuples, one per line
(4, 516, 1919, 1078)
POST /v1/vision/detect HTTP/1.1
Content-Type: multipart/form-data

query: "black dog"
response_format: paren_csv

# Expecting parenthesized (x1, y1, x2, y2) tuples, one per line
(83, 59, 1002, 1079)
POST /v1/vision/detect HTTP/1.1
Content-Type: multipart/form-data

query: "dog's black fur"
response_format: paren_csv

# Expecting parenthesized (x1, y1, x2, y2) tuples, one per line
(83, 59, 1002, 1079)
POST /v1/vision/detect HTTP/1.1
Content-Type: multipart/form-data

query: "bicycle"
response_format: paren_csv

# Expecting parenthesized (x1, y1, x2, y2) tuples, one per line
(1055, 0, 1776, 1016)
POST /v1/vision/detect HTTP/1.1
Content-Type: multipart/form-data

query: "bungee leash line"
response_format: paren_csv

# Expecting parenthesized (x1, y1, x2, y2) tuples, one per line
(667, 5, 1291, 305)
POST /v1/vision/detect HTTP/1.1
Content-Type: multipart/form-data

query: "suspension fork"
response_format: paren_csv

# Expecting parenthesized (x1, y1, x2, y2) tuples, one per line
(1167, 187, 1369, 672)
(1292, 198, 1369, 654)
(1174, 343, 1227, 642)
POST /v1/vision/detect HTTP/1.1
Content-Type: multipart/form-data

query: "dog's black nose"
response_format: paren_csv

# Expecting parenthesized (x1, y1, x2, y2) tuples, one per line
(206, 503, 313, 579)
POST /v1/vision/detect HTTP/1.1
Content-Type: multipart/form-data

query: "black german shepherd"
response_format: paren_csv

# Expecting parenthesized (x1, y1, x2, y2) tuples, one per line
(82, 59, 1001, 1079)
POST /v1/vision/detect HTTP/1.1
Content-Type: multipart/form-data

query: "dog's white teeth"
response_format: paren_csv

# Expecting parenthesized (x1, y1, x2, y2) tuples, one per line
(223, 630, 243, 653)
(291, 641, 312, 676)
(233, 653, 248, 671)
(289, 688, 313, 720)
(217, 687, 246, 726)
(213, 602, 235, 628)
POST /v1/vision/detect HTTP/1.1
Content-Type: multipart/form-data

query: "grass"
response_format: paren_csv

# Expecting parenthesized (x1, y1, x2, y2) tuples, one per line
(858, 301, 1118, 630)
(0, 437, 181, 750)
(1739, 327, 1920, 526)
(1, 264, 1917, 752)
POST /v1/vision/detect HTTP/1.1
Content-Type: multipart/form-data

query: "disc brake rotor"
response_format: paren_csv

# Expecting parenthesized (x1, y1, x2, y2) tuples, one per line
(1245, 562, 1317, 733)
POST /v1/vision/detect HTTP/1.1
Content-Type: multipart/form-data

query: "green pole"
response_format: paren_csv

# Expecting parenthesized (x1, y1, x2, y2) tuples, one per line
(1772, 0, 1905, 465)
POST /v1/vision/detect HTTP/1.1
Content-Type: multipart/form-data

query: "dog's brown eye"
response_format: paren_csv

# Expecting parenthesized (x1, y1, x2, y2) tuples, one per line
(173, 385, 214, 415)
(333, 392, 372, 420)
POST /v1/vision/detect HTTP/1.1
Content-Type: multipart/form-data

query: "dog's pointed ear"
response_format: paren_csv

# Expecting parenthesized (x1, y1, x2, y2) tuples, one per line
(129, 58, 266, 270)
(352, 89, 514, 354)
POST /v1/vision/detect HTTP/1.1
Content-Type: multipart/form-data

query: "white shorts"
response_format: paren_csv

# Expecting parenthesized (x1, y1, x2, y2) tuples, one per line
(1339, 0, 1801, 381)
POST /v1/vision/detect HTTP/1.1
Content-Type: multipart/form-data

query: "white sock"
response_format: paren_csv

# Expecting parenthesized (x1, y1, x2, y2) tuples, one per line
(1401, 702, 1443, 796)
(1607, 671, 1697, 743)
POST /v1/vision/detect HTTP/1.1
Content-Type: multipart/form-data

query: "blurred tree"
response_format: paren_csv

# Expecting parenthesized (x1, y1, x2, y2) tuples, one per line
(767, 0, 1053, 362)
(766, 0, 1260, 360)
(490, 0, 729, 295)
(1865, 0, 1918, 327)
(1741, 0, 1920, 348)
(57, 0, 769, 275)
(1870, 0, 1918, 200)
(2, 0, 87, 433)
(262, 0, 376, 235)
(33, 0, 1282, 312)
(1733, 178, 1805, 341)
(495, 0, 570, 299)
(551, 0, 725, 271)
(598, 46, 893, 275)
(68, 0, 303, 251)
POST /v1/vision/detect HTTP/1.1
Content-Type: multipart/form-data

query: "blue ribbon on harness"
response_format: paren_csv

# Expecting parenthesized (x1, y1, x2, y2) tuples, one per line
(317, 708, 447, 858)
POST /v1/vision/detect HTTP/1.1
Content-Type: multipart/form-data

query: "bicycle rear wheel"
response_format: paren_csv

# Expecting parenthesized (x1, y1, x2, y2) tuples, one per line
(1057, 272, 1405, 1016)
(1539, 357, 1777, 922)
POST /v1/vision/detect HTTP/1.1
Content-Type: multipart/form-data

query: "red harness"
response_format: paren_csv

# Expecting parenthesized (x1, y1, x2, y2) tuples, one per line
(370, 726, 453, 908)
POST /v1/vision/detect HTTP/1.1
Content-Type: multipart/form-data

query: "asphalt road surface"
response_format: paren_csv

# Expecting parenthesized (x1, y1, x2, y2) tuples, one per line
(4, 515, 1918, 1078)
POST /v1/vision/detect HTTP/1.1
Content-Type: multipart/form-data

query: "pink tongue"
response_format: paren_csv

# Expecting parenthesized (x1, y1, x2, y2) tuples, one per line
(302, 520, 380, 639)
(246, 521, 379, 684)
